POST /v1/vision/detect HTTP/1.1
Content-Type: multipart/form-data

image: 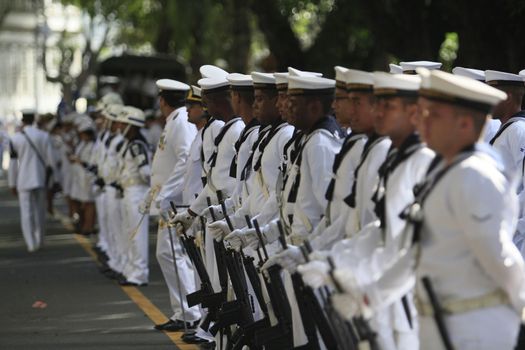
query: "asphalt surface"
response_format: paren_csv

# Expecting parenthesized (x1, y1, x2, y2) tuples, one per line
(0, 176, 187, 349)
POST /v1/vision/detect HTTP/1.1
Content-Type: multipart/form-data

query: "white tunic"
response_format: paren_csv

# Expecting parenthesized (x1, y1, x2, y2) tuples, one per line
(490, 117, 525, 180)
(153, 107, 198, 204)
(190, 117, 245, 212)
(290, 127, 343, 237)
(8, 125, 56, 191)
(182, 129, 204, 205)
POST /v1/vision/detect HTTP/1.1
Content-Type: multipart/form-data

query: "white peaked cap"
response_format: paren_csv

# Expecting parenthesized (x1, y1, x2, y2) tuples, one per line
(452, 67, 485, 81)
(156, 79, 190, 92)
(96, 92, 123, 112)
(287, 75, 335, 95)
(251, 72, 276, 85)
(226, 73, 253, 87)
(400, 61, 442, 73)
(288, 67, 323, 77)
(274, 72, 289, 86)
(119, 106, 146, 127)
(74, 114, 92, 127)
(335, 66, 349, 88)
(200, 64, 229, 79)
(417, 68, 508, 112)
(485, 70, 524, 86)
(198, 77, 230, 92)
(389, 64, 403, 74)
(519, 69, 525, 77)
(77, 119, 95, 133)
(104, 104, 124, 121)
(373, 72, 420, 96)
(345, 69, 374, 91)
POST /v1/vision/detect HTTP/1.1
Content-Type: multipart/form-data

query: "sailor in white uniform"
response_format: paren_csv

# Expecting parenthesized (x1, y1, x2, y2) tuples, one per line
(8, 110, 58, 252)
(452, 67, 501, 143)
(334, 69, 525, 350)
(148, 79, 200, 331)
(484, 70, 525, 253)
(117, 106, 152, 286)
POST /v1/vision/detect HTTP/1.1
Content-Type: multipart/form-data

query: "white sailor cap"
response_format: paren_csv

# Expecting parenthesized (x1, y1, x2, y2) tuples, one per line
(400, 61, 442, 74)
(345, 69, 374, 92)
(389, 64, 403, 74)
(118, 106, 146, 128)
(77, 119, 95, 133)
(155, 79, 190, 92)
(418, 68, 507, 113)
(274, 69, 322, 91)
(251, 72, 277, 89)
(373, 72, 420, 97)
(274, 72, 289, 91)
(186, 85, 202, 103)
(74, 114, 92, 127)
(198, 77, 230, 95)
(200, 64, 229, 79)
(287, 75, 335, 96)
(103, 104, 123, 121)
(288, 67, 323, 77)
(452, 67, 485, 81)
(485, 70, 524, 87)
(335, 66, 349, 89)
(227, 73, 254, 91)
(95, 92, 123, 112)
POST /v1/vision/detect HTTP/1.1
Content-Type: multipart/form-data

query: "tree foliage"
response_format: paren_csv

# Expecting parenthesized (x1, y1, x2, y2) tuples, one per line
(60, 0, 525, 84)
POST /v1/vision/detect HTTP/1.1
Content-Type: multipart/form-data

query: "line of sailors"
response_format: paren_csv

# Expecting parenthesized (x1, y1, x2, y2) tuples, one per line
(13, 59, 525, 349)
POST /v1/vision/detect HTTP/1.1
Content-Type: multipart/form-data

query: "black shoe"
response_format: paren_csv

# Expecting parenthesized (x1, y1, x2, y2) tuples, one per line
(154, 319, 197, 332)
(183, 334, 212, 344)
(182, 330, 197, 338)
(198, 341, 216, 349)
(118, 279, 147, 287)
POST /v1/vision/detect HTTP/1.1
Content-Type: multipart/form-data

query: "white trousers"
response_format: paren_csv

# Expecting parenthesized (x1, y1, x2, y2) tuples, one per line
(419, 305, 519, 350)
(18, 188, 46, 252)
(122, 186, 149, 284)
(95, 191, 109, 252)
(106, 187, 126, 273)
(156, 223, 200, 322)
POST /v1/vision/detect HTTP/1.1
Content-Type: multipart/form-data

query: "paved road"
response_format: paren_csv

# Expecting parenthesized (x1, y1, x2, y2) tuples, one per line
(0, 176, 195, 350)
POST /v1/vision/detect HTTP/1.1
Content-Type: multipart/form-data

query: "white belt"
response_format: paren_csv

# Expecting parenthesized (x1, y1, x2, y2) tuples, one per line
(417, 289, 509, 317)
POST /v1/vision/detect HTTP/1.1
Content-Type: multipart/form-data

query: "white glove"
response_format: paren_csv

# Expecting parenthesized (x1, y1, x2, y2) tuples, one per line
(138, 188, 152, 214)
(200, 204, 225, 223)
(156, 197, 173, 221)
(261, 245, 305, 273)
(224, 227, 258, 251)
(170, 210, 195, 234)
(331, 293, 361, 321)
(309, 250, 330, 262)
(208, 219, 232, 241)
(297, 260, 332, 289)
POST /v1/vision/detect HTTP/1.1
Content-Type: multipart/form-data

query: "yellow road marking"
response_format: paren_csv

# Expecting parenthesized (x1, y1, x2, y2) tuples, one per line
(73, 234, 199, 350)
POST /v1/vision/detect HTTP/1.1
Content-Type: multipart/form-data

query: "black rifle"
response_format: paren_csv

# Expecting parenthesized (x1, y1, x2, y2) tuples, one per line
(252, 219, 293, 349)
(209, 198, 254, 337)
(326, 257, 379, 350)
(421, 276, 455, 350)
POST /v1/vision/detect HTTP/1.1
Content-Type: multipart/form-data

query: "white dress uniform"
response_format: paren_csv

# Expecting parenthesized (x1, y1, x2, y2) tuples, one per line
(70, 140, 96, 203)
(91, 130, 111, 253)
(309, 133, 366, 250)
(182, 128, 205, 205)
(154, 107, 197, 206)
(289, 117, 344, 239)
(59, 129, 76, 197)
(102, 133, 127, 273)
(415, 150, 525, 350)
(8, 125, 57, 252)
(244, 122, 294, 224)
(121, 134, 151, 285)
(151, 106, 200, 322)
